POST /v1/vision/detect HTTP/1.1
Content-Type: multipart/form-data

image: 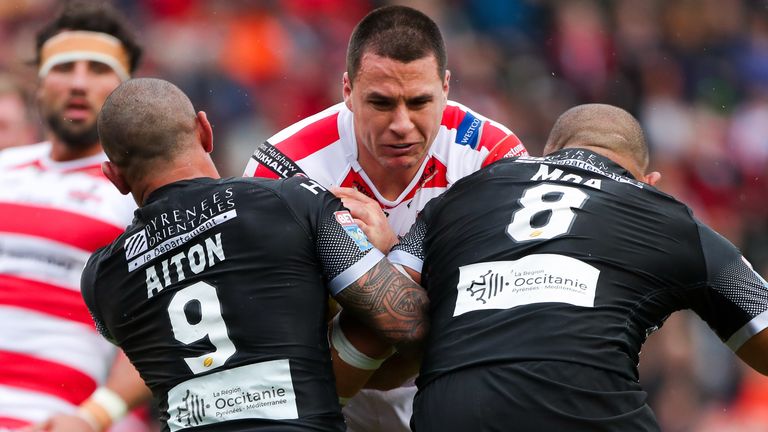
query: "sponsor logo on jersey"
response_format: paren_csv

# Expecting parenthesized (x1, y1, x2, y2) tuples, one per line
(455, 111, 482, 149)
(167, 359, 298, 431)
(298, 179, 326, 195)
(252, 141, 306, 178)
(127, 188, 237, 271)
(128, 210, 236, 273)
(124, 230, 148, 260)
(334, 210, 373, 252)
(453, 254, 600, 317)
(418, 161, 438, 188)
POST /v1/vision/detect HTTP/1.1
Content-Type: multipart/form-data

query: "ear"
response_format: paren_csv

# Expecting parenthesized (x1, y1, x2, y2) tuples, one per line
(443, 69, 451, 97)
(343, 72, 353, 111)
(196, 111, 214, 154)
(101, 161, 131, 195)
(643, 171, 662, 186)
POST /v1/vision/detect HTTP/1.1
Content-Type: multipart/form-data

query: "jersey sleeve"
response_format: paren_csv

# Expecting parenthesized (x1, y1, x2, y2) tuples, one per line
(80, 250, 117, 344)
(243, 140, 308, 179)
(481, 133, 528, 167)
(277, 177, 385, 296)
(692, 223, 768, 351)
(388, 195, 442, 274)
(388, 216, 427, 274)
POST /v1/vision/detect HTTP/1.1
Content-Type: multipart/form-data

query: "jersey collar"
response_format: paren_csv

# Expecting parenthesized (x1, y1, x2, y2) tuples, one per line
(546, 148, 636, 180)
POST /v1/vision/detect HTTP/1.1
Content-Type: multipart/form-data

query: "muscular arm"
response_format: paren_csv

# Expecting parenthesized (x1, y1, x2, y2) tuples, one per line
(22, 353, 151, 432)
(105, 351, 152, 408)
(334, 258, 429, 347)
(736, 327, 768, 375)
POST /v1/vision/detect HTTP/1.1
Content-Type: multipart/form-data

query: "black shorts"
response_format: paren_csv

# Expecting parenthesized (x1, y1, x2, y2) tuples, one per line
(412, 361, 659, 432)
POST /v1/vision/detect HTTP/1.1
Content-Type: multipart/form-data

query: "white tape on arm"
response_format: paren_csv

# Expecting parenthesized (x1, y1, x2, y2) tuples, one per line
(76, 387, 128, 431)
(331, 314, 392, 370)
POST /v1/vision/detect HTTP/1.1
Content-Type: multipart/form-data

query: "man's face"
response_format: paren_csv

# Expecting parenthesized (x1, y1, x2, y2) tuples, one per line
(37, 59, 122, 150)
(344, 53, 449, 175)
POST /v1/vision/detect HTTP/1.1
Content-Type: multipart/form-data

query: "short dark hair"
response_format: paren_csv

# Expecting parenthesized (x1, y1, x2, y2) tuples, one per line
(98, 78, 196, 182)
(346, 5, 447, 83)
(35, 0, 143, 73)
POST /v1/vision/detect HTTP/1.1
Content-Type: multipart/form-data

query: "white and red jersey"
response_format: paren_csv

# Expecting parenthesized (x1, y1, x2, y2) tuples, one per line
(0, 142, 135, 429)
(244, 101, 527, 236)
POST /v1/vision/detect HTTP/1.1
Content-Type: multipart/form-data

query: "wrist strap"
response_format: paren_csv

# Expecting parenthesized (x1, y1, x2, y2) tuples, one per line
(77, 387, 128, 432)
(331, 313, 394, 370)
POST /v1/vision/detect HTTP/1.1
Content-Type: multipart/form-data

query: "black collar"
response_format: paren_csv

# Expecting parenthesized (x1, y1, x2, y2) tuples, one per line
(545, 148, 636, 180)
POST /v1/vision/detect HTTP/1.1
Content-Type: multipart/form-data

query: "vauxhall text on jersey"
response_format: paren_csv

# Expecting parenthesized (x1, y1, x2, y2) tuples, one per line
(82, 176, 385, 431)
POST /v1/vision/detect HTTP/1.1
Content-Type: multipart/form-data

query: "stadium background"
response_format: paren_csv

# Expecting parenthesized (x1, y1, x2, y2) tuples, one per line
(2, 0, 768, 430)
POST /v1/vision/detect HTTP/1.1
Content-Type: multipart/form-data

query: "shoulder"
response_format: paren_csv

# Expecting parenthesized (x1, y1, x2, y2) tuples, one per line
(268, 103, 345, 150)
(244, 104, 350, 180)
(0, 141, 50, 168)
(228, 175, 335, 211)
(440, 101, 517, 151)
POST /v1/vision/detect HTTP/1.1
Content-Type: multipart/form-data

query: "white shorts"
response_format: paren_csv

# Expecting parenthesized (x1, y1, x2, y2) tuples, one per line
(343, 385, 417, 432)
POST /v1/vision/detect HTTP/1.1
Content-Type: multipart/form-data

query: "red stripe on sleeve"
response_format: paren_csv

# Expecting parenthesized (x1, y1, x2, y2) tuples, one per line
(273, 113, 340, 162)
(0, 203, 124, 252)
(0, 275, 96, 326)
(482, 134, 528, 168)
(0, 417, 31, 429)
(64, 164, 106, 177)
(478, 123, 515, 151)
(0, 351, 97, 405)
(440, 104, 466, 130)
(253, 164, 280, 179)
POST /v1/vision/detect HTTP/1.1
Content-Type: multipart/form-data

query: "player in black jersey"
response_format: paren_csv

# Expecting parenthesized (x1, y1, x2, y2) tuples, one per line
(388, 104, 768, 431)
(81, 78, 429, 432)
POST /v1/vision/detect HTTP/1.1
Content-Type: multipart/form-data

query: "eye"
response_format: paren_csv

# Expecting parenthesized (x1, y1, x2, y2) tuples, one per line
(369, 99, 394, 110)
(407, 97, 432, 109)
(89, 62, 114, 74)
(50, 62, 75, 73)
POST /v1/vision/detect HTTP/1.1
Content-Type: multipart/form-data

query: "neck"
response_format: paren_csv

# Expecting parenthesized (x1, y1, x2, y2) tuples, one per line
(48, 136, 103, 162)
(357, 153, 425, 201)
(136, 163, 220, 205)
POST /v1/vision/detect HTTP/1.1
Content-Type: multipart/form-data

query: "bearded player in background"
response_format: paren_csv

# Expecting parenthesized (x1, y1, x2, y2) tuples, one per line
(0, 2, 152, 431)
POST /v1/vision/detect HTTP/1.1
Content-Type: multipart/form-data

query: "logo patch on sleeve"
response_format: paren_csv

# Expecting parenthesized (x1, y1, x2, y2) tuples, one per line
(251, 141, 306, 178)
(334, 211, 373, 252)
(455, 111, 482, 149)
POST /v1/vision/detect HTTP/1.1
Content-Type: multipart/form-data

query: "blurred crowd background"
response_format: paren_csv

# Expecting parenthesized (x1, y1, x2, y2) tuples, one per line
(2, 0, 768, 430)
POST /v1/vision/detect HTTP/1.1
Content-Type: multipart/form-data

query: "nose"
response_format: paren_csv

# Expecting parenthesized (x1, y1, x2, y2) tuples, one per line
(389, 103, 414, 136)
(69, 61, 90, 90)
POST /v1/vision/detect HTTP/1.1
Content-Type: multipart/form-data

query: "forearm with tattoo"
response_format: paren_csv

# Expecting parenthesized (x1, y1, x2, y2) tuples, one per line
(336, 259, 429, 346)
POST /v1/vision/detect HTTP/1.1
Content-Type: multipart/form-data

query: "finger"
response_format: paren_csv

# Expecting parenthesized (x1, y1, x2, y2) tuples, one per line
(332, 187, 375, 203)
(353, 218, 368, 230)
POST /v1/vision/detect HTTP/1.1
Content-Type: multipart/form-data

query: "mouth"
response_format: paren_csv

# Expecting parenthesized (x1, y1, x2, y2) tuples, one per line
(384, 142, 419, 154)
(63, 99, 92, 121)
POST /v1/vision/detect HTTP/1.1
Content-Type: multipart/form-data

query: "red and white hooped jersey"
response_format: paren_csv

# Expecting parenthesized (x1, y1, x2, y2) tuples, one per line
(243, 101, 527, 235)
(0, 142, 135, 428)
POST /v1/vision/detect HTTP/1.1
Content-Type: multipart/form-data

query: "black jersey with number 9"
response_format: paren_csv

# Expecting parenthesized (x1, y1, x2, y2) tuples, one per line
(82, 176, 385, 432)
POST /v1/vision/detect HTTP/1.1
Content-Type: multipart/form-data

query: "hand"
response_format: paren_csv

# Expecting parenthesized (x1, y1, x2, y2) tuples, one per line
(19, 414, 96, 432)
(331, 187, 398, 253)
